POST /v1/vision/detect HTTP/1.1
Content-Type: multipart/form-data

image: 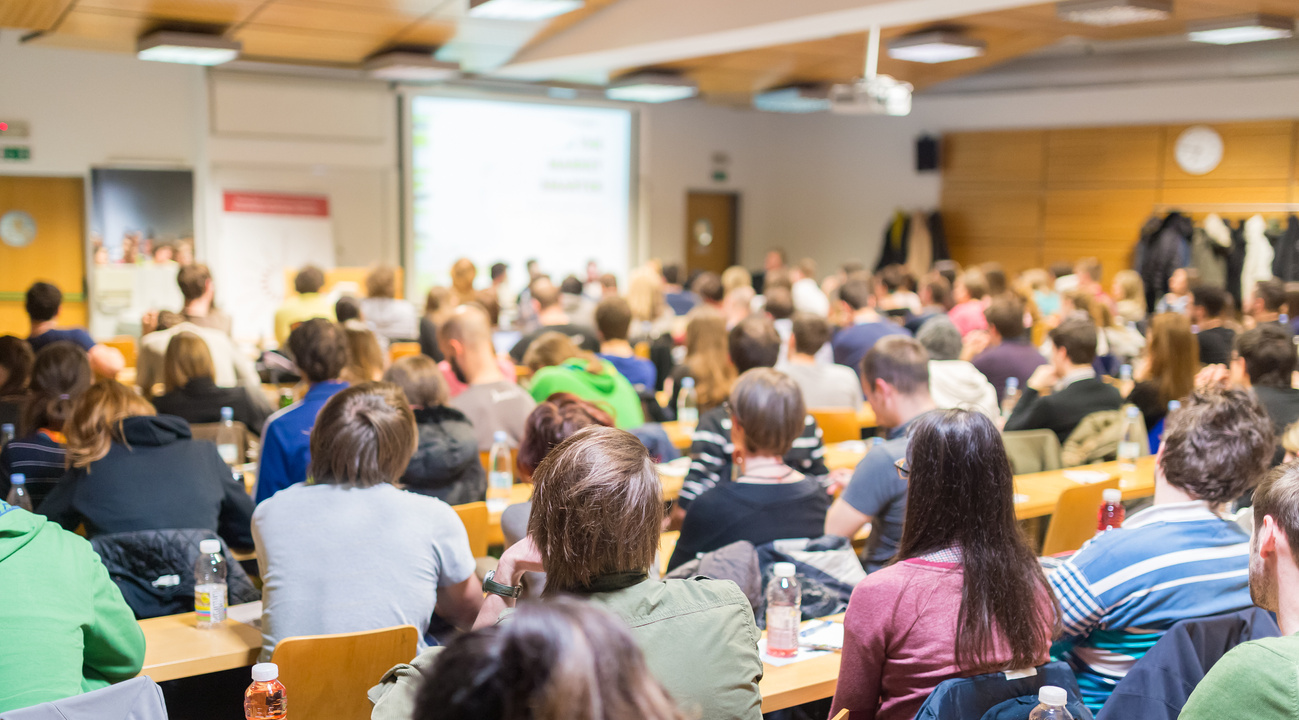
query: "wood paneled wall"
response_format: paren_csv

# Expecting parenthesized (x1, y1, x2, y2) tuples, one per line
(941, 120, 1299, 283)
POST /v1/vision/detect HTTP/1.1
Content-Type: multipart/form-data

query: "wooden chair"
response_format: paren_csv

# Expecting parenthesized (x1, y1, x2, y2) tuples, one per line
(453, 501, 489, 558)
(1002, 429, 1063, 475)
(658, 530, 679, 576)
(189, 420, 252, 464)
(809, 408, 860, 445)
(388, 341, 421, 364)
(103, 335, 137, 368)
(270, 625, 418, 720)
(634, 341, 651, 359)
(1041, 476, 1121, 556)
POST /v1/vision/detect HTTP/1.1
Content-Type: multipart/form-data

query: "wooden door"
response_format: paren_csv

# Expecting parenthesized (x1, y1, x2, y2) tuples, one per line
(685, 191, 738, 276)
(0, 176, 86, 336)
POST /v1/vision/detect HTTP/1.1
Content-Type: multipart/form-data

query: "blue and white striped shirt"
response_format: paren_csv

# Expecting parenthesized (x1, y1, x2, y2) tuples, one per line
(1048, 500, 1253, 712)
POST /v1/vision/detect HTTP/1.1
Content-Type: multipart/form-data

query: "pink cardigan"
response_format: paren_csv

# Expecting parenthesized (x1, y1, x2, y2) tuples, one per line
(829, 560, 1052, 720)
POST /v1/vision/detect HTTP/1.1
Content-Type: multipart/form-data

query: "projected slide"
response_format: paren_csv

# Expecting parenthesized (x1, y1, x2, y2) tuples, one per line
(409, 95, 633, 294)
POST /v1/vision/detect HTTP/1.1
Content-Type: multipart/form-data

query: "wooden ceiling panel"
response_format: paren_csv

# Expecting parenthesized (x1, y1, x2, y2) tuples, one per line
(73, 0, 263, 26)
(250, 0, 417, 38)
(29, 8, 153, 52)
(0, 0, 77, 30)
(233, 25, 387, 63)
(389, 18, 457, 46)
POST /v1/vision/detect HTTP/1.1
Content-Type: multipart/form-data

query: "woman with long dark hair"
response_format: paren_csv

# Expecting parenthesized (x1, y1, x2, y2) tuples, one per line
(830, 409, 1058, 720)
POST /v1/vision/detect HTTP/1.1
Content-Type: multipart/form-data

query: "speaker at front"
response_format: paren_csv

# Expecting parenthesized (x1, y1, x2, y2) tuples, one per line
(916, 135, 940, 172)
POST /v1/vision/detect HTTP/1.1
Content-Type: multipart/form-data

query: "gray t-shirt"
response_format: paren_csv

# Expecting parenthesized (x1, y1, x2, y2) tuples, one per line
(252, 483, 476, 659)
(450, 381, 537, 451)
(780, 362, 865, 410)
(839, 420, 916, 572)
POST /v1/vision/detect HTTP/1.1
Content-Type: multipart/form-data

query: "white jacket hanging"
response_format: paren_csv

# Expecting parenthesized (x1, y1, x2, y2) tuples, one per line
(1241, 214, 1274, 308)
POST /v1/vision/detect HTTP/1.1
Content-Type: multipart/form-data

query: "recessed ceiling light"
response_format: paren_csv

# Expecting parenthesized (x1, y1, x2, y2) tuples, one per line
(364, 51, 460, 82)
(605, 73, 698, 103)
(1056, 0, 1172, 27)
(467, 0, 584, 21)
(887, 31, 986, 64)
(1189, 14, 1295, 45)
(137, 30, 241, 66)
(753, 86, 831, 113)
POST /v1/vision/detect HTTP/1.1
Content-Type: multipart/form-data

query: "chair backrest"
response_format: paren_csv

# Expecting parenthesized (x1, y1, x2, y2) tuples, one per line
(809, 407, 860, 445)
(388, 342, 421, 364)
(270, 625, 419, 720)
(1062, 407, 1149, 468)
(2, 675, 168, 720)
(189, 420, 252, 464)
(103, 335, 138, 369)
(914, 661, 1093, 720)
(452, 501, 489, 558)
(1002, 429, 1063, 475)
(1041, 476, 1121, 556)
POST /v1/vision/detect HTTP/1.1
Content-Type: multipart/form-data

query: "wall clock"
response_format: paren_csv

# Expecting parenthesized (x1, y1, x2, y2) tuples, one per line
(1174, 125, 1224, 176)
(0, 210, 36, 248)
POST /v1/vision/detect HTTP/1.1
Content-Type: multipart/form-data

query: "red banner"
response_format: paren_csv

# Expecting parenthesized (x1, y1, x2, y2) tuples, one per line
(222, 191, 329, 217)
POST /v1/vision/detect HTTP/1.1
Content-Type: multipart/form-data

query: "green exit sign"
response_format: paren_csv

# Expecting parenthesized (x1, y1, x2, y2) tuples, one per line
(2, 146, 30, 161)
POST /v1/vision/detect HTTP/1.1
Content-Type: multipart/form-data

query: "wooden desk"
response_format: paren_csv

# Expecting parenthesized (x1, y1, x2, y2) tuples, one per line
(758, 615, 844, 713)
(662, 420, 694, 450)
(139, 605, 262, 682)
(1011, 455, 1158, 520)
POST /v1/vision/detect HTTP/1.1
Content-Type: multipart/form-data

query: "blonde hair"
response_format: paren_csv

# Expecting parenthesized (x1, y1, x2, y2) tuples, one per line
(341, 321, 385, 384)
(684, 308, 736, 409)
(1147, 313, 1198, 406)
(1113, 269, 1147, 311)
(626, 268, 666, 324)
(524, 331, 583, 373)
(1020, 268, 1053, 295)
(66, 380, 157, 468)
(721, 266, 752, 295)
(163, 332, 214, 394)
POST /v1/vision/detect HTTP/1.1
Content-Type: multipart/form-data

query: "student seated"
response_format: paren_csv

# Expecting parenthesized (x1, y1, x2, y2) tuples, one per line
(668, 369, 831, 571)
(676, 315, 829, 521)
(1191, 286, 1235, 366)
(594, 296, 656, 389)
(830, 278, 911, 376)
(443, 305, 536, 451)
(274, 265, 336, 346)
(1234, 325, 1299, 440)
(137, 315, 266, 406)
(915, 316, 998, 418)
(339, 320, 386, 384)
(150, 331, 268, 434)
(1004, 317, 1122, 444)
(970, 295, 1046, 403)
(509, 277, 599, 363)
(825, 336, 936, 572)
(255, 318, 349, 503)
(947, 268, 990, 337)
(384, 355, 485, 506)
(414, 598, 681, 720)
(0, 343, 91, 507)
(24, 282, 123, 378)
(663, 307, 735, 419)
(1049, 388, 1274, 711)
(0, 335, 34, 428)
(830, 409, 1055, 720)
(523, 332, 644, 429)
(0, 501, 145, 713)
(253, 382, 482, 660)
(781, 313, 863, 409)
(1182, 463, 1299, 719)
(360, 265, 418, 343)
(473, 426, 763, 720)
(39, 380, 254, 550)
(1124, 313, 1196, 434)
(500, 394, 614, 549)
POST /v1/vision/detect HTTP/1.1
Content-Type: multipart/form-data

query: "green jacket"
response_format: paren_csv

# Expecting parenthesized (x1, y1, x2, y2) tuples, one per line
(0, 503, 145, 713)
(529, 358, 646, 429)
(1181, 634, 1299, 720)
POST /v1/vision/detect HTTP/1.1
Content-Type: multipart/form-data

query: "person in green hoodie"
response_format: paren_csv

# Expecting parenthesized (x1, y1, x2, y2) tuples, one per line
(0, 501, 145, 712)
(522, 331, 645, 430)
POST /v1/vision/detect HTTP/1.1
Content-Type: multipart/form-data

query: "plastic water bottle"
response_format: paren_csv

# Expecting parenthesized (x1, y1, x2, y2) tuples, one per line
(0, 423, 14, 449)
(244, 663, 287, 720)
(216, 407, 240, 467)
(278, 389, 294, 409)
(765, 562, 802, 659)
(1000, 377, 1021, 419)
(1119, 363, 1134, 396)
(1097, 488, 1124, 532)
(678, 377, 699, 426)
(1168, 399, 1181, 414)
(1028, 685, 1072, 720)
(487, 431, 513, 513)
(1117, 405, 1142, 472)
(194, 539, 227, 629)
(6, 474, 32, 512)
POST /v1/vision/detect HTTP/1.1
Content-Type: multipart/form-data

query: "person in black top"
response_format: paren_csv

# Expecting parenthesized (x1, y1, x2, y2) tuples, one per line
(1192, 286, 1236, 366)
(668, 368, 831, 571)
(0, 342, 91, 507)
(39, 379, 254, 550)
(509, 277, 599, 363)
(0, 335, 34, 429)
(149, 331, 268, 435)
(1125, 313, 1198, 434)
(1235, 325, 1299, 444)
(1250, 279, 1293, 336)
(384, 354, 486, 506)
(1004, 317, 1123, 444)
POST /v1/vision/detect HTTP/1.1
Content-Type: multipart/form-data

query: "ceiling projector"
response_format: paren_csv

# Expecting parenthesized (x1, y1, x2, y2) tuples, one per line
(828, 74, 913, 116)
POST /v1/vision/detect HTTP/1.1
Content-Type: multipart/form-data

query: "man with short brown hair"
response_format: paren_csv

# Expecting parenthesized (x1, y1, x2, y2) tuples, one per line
(594, 296, 655, 389)
(274, 265, 335, 346)
(1004, 317, 1121, 443)
(971, 295, 1046, 402)
(508, 277, 599, 363)
(781, 313, 863, 409)
(176, 263, 233, 335)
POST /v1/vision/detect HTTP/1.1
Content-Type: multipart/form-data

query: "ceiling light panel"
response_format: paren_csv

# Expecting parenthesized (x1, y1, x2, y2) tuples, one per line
(605, 73, 698, 103)
(753, 87, 831, 113)
(1056, 0, 1172, 27)
(1189, 15, 1295, 45)
(365, 51, 461, 81)
(137, 31, 241, 66)
(888, 31, 986, 64)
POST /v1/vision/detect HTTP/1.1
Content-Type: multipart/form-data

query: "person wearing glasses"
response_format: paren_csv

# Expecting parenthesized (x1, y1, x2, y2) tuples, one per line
(667, 368, 832, 572)
(824, 336, 936, 572)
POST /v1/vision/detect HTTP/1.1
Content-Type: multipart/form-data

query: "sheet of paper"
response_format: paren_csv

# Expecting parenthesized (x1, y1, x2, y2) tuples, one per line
(227, 601, 263, 627)
(1064, 470, 1112, 485)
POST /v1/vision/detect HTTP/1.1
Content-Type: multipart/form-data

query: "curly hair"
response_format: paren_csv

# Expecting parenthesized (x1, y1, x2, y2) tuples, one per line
(1160, 387, 1275, 504)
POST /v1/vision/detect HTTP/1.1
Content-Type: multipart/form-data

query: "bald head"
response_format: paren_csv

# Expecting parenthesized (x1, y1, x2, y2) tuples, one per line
(531, 277, 561, 310)
(442, 304, 492, 350)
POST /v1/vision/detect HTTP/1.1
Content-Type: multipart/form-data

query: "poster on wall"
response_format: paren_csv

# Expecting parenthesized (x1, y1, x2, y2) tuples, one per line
(215, 190, 334, 344)
(89, 168, 195, 338)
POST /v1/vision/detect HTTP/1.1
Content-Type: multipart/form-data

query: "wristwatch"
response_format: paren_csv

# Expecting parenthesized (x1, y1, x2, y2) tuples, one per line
(483, 570, 523, 599)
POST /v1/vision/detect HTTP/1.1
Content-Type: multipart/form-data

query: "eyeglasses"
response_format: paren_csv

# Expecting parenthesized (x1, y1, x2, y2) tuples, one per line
(894, 458, 911, 481)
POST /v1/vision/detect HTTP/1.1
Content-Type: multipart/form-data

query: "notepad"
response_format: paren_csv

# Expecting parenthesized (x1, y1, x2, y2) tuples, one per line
(1064, 470, 1112, 485)
(227, 601, 263, 627)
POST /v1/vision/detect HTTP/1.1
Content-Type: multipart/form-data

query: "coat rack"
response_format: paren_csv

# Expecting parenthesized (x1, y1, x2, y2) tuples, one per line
(1152, 203, 1299, 213)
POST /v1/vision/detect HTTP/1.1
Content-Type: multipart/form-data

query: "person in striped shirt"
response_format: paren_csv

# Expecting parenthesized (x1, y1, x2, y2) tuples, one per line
(0, 343, 92, 508)
(671, 315, 828, 526)
(1048, 387, 1275, 712)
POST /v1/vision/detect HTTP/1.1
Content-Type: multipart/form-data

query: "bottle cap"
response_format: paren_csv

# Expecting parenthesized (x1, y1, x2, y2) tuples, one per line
(1006, 377, 1018, 389)
(1, 423, 13, 433)
(221, 406, 234, 421)
(251, 663, 279, 682)
(493, 430, 509, 442)
(199, 539, 222, 555)
(1038, 686, 1067, 707)
(681, 377, 695, 388)
(1168, 400, 1181, 412)
(1120, 364, 1132, 379)
(1125, 405, 1139, 418)
(1102, 488, 1122, 504)
(10, 473, 24, 486)
(773, 562, 796, 578)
